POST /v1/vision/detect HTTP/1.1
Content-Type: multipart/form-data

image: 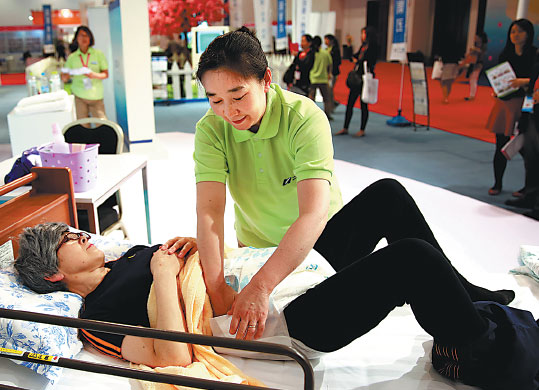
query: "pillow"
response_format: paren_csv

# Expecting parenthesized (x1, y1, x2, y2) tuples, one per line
(212, 246, 336, 360)
(0, 266, 83, 384)
(224, 246, 335, 310)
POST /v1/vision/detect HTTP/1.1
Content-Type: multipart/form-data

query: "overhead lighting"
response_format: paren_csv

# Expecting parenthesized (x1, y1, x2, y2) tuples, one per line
(60, 9, 73, 18)
(28, 15, 34, 21)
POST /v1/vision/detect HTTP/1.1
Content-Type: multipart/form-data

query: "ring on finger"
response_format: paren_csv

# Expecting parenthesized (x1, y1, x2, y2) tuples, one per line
(248, 324, 257, 329)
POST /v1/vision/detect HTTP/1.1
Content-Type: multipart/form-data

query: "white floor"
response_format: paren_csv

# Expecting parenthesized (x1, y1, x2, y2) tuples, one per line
(1, 131, 538, 389)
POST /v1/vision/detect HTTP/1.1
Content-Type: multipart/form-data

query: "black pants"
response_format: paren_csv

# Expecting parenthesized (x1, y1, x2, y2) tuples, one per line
(284, 179, 487, 352)
(492, 133, 525, 190)
(343, 85, 369, 130)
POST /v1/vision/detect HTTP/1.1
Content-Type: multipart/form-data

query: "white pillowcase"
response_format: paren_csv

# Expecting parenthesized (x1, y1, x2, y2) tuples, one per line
(0, 266, 83, 384)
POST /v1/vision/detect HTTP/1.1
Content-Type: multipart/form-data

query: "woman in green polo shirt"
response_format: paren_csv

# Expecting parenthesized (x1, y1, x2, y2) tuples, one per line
(167, 27, 514, 345)
(62, 26, 108, 121)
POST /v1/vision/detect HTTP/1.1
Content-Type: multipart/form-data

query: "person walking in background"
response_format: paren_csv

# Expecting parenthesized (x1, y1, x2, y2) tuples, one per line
(62, 26, 109, 122)
(438, 39, 462, 104)
(308, 36, 333, 120)
(324, 34, 342, 111)
(464, 32, 488, 101)
(286, 34, 314, 96)
(486, 19, 536, 196)
(335, 26, 378, 138)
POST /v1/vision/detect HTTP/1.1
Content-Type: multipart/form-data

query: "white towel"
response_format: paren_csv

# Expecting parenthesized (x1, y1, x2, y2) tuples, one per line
(16, 90, 68, 108)
(510, 245, 539, 283)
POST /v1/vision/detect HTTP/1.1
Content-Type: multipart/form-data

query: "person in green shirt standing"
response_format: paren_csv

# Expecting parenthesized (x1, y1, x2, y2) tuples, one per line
(308, 36, 333, 119)
(62, 26, 109, 122)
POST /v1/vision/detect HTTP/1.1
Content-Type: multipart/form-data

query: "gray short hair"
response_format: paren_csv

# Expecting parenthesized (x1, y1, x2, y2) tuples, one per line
(14, 222, 69, 294)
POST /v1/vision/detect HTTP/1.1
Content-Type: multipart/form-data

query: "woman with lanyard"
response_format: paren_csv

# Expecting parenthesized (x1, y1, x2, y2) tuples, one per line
(165, 27, 514, 345)
(486, 19, 536, 197)
(62, 26, 109, 121)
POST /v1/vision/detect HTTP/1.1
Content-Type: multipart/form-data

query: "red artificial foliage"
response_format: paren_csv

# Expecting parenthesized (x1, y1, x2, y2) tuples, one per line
(148, 0, 229, 36)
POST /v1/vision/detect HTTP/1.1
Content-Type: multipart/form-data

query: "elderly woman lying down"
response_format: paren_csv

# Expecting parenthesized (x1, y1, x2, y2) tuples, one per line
(14, 193, 539, 389)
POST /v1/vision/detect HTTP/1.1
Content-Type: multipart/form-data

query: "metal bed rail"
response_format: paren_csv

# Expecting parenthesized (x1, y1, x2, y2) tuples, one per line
(0, 308, 314, 390)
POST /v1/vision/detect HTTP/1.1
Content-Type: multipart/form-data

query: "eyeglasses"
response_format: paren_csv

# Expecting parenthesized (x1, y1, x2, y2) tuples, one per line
(56, 232, 91, 252)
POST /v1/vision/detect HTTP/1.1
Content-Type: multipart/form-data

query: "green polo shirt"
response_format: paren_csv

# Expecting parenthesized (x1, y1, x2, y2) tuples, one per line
(309, 50, 332, 84)
(194, 84, 343, 248)
(65, 47, 108, 100)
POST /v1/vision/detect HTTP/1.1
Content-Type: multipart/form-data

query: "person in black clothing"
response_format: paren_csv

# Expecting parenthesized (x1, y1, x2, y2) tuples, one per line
(486, 19, 537, 196)
(324, 34, 342, 110)
(286, 34, 314, 96)
(16, 178, 539, 389)
(505, 60, 539, 219)
(335, 27, 378, 137)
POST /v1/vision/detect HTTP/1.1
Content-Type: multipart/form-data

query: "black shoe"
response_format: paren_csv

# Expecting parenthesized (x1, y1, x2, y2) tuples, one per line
(524, 209, 539, 221)
(505, 197, 535, 209)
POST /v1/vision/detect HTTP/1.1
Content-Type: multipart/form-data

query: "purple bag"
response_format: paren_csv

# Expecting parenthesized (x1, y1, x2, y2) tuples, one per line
(3, 147, 40, 184)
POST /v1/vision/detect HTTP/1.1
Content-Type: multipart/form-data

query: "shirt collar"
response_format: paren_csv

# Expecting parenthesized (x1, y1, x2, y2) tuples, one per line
(74, 47, 95, 57)
(232, 85, 281, 143)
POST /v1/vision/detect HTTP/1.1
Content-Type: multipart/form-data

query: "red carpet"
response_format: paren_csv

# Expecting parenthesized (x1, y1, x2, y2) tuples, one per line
(334, 61, 496, 143)
(0, 73, 26, 85)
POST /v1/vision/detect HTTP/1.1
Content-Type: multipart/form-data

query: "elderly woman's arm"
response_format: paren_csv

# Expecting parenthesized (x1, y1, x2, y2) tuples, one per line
(121, 249, 192, 367)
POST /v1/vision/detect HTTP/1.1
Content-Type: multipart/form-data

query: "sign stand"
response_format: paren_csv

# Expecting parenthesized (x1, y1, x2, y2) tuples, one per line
(407, 52, 430, 131)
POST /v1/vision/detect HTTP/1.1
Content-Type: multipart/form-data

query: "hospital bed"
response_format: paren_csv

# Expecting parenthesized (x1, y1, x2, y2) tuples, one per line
(1, 132, 538, 389)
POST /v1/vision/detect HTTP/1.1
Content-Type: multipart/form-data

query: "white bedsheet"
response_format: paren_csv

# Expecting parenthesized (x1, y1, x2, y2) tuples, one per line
(1, 132, 538, 390)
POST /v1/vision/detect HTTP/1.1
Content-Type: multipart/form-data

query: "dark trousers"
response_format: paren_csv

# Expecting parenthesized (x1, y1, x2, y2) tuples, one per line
(343, 85, 369, 130)
(284, 179, 487, 352)
(493, 133, 525, 190)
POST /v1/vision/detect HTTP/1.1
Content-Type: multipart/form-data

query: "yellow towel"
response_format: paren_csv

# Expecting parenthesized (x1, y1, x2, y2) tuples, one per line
(132, 251, 265, 389)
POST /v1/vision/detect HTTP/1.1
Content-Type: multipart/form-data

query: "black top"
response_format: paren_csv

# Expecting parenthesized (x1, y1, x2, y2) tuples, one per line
(498, 46, 538, 99)
(79, 244, 160, 358)
(328, 45, 342, 76)
(292, 49, 315, 92)
(353, 41, 378, 76)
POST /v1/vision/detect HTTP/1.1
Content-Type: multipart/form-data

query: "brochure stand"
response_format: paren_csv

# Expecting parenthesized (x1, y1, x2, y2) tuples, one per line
(407, 52, 430, 131)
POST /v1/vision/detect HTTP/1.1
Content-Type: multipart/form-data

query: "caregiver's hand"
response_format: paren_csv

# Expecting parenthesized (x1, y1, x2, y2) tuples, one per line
(228, 280, 270, 340)
(161, 237, 198, 259)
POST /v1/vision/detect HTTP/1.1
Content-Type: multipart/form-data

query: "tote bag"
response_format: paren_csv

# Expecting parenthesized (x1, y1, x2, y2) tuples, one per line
(431, 60, 443, 80)
(361, 61, 378, 104)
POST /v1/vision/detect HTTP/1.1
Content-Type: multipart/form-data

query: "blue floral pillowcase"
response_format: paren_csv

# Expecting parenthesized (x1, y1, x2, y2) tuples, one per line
(0, 231, 133, 384)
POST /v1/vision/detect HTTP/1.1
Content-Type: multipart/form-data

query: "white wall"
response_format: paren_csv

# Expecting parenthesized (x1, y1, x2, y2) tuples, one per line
(341, 0, 368, 50)
(0, 0, 82, 26)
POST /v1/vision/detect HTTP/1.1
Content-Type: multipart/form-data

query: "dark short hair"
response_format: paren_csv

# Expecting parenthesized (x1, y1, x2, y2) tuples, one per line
(196, 26, 268, 82)
(14, 223, 69, 294)
(74, 25, 95, 47)
(312, 36, 322, 52)
(302, 34, 313, 43)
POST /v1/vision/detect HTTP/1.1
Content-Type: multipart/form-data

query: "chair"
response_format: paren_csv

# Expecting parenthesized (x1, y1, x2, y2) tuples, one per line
(62, 117, 129, 238)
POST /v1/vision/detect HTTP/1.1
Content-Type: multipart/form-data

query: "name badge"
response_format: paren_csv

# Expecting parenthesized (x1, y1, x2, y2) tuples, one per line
(294, 70, 301, 80)
(522, 95, 534, 113)
(83, 77, 93, 90)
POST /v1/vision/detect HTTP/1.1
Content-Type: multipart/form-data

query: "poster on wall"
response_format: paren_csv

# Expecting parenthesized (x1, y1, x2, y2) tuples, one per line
(253, 0, 272, 52)
(275, 0, 287, 51)
(228, 0, 244, 29)
(293, 0, 311, 44)
(42, 4, 54, 54)
(389, 0, 407, 62)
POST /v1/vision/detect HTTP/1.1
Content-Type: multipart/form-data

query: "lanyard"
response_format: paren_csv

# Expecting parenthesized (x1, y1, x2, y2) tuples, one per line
(80, 53, 90, 67)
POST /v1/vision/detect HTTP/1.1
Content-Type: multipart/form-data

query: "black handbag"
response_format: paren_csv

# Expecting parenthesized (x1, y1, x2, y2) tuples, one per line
(346, 69, 362, 89)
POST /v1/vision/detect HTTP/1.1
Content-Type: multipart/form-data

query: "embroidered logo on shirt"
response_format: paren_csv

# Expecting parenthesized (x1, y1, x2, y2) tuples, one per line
(282, 176, 297, 186)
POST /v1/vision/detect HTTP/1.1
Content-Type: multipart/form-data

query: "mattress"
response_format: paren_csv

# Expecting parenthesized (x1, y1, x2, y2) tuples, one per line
(1, 132, 538, 390)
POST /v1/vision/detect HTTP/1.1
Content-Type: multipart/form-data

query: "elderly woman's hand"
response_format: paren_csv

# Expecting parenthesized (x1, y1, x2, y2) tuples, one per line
(161, 237, 197, 259)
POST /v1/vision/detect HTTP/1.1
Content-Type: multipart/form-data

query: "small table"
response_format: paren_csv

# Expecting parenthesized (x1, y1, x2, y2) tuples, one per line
(0, 153, 152, 243)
